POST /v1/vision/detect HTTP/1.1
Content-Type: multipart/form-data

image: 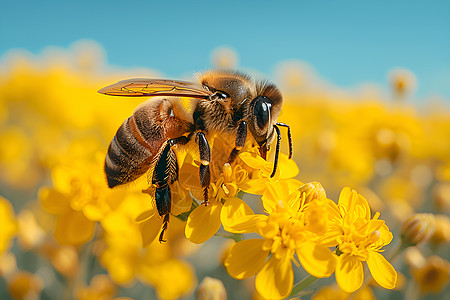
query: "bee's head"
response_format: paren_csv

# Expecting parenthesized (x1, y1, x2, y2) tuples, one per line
(248, 82, 283, 159)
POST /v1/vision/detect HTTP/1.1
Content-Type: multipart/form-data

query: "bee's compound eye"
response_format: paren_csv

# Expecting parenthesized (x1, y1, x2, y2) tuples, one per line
(253, 96, 272, 130)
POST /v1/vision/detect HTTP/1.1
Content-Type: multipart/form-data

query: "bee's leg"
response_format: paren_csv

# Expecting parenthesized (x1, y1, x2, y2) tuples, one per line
(152, 143, 176, 243)
(153, 135, 196, 242)
(228, 121, 247, 164)
(270, 124, 282, 178)
(276, 122, 293, 159)
(196, 132, 211, 206)
(159, 213, 170, 242)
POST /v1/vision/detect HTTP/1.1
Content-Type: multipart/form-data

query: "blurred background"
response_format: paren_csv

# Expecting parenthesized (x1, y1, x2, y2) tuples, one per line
(1, 1, 449, 299)
(2, 0, 450, 100)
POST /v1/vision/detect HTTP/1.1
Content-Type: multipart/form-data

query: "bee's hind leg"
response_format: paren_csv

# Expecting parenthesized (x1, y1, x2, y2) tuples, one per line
(196, 132, 211, 206)
(228, 121, 247, 164)
(152, 136, 191, 243)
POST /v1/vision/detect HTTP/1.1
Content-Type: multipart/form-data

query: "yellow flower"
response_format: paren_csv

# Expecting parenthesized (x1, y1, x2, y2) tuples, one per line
(195, 276, 227, 300)
(40, 244, 79, 278)
(312, 285, 350, 300)
(238, 150, 301, 195)
(0, 126, 36, 188)
(431, 214, 450, 245)
(0, 252, 17, 278)
(100, 193, 196, 299)
(137, 180, 192, 247)
(312, 284, 376, 300)
(388, 68, 417, 98)
(432, 182, 450, 212)
(7, 271, 43, 300)
(39, 157, 125, 245)
(334, 187, 397, 293)
(75, 274, 117, 300)
(224, 181, 337, 299)
(211, 46, 238, 69)
(411, 255, 450, 295)
(16, 210, 46, 250)
(180, 159, 248, 244)
(179, 141, 297, 244)
(404, 246, 426, 269)
(0, 196, 17, 254)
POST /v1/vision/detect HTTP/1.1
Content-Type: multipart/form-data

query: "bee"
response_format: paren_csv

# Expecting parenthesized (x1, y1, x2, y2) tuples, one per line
(98, 70, 292, 242)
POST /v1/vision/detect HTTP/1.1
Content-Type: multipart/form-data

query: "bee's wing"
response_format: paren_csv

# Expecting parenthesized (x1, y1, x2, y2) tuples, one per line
(98, 78, 212, 99)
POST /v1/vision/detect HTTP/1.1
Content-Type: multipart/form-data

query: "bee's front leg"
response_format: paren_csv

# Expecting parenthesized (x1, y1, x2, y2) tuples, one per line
(196, 132, 211, 205)
(276, 122, 293, 159)
(228, 121, 247, 164)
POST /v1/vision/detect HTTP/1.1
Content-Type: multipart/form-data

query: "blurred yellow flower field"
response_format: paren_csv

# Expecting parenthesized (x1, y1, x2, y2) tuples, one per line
(0, 41, 449, 299)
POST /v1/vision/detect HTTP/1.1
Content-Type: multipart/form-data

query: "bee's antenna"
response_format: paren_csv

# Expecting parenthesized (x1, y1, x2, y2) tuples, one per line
(270, 125, 282, 178)
(276, 122, 293, 159)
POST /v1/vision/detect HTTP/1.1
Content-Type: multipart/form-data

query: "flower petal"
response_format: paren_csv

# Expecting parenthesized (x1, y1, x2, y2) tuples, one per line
(221, 197, 254, 219)
(54, 211, 95, 245)
(261, 181, 290, 214)
(255, 255, 293, 300)
(338, 187, 353, 214)
(135, 210, 155, 223)
(171, 182, 192, 215)
(296, 242, 337, 278)
(239, 178, 268, 195)
(277, 153, 299, 179)
(367, 251, 397, 289)
(356, 194, 371, 220)
(82, 204, 104, 221)
(225, 239, 268, 279)
(185, 202, 222, 244)
(335, 254, 364, 293)
(101, 251, 135, 284)
(140, 214, 163, 247)
(239, 152, 272, 174)
(0, 197, 17, 253)
(39, 187, 70, 215)
(179, 163, 202, 190)
(139, 258, 195, 300)
(223, 215, 268, 234)
(221, 197, 267, 233)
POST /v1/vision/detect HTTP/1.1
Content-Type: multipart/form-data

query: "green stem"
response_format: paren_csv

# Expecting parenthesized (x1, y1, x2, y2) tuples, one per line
(70, 224, 98, 299)
(214, 232, 243, 242)
(388, 240, 410, 262)
(289, 275, 318, 297)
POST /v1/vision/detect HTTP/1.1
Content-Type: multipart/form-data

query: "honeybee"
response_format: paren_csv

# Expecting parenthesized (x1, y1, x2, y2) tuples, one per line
(99, 70, 292, 242)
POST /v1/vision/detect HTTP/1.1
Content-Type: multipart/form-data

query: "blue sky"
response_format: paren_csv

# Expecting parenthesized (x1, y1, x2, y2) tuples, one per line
(1, 0, 449, 99)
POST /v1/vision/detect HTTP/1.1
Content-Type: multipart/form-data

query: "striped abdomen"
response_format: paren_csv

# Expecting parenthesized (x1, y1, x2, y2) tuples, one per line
(104, 115, 160, 188)
(104, 98, 195, 188)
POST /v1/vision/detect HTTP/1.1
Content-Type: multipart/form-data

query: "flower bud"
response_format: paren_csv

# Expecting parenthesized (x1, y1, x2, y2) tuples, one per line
(404, 247, 426, 269)
(431, 215, 450, 245)
(400, 213, 436, 246)
(411, 255, 450, 295)
(211, 47, 238, 69)
(433, 183, 450, 212)
(298, 182, 326, 205)
(7, 271, 43, 300)
(75, 274, 116, 300)
(0, 252, 17, 278)
(195, 277, 227, 300)
(17, 210, 45, 250)
(388, 68, 417, 99)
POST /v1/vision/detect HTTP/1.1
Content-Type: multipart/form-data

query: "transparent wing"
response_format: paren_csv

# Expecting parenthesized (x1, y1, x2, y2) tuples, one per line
(98, 78, 212, 99)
